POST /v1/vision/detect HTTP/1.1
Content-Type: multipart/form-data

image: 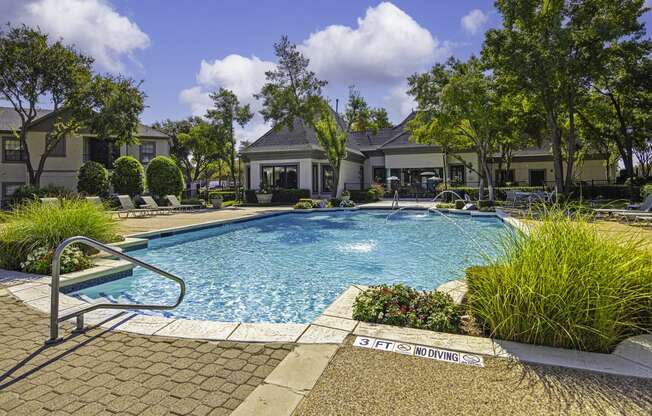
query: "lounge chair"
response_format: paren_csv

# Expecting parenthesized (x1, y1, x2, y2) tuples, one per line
(140, 196, 175, 215)
(594, 192, 652, 217)
(40, 197, 60, 207)
(85, 196, 103, 206)
(116, 195, 152, 218)
(166, 195, 200, 212)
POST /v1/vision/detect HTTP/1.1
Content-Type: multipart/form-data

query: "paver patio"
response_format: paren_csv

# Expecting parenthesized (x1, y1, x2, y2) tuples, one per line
(0, 290, 293, 416)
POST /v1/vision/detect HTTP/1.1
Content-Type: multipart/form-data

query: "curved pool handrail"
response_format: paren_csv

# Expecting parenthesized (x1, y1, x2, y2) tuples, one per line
(47, 235, 186, 344)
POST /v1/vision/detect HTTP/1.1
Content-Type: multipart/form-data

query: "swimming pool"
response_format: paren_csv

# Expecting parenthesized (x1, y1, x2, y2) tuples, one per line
(68, 209, 506, 323)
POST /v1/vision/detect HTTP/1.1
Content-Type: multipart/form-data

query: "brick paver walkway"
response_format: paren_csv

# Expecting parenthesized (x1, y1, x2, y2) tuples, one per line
(0, 292, 293, 415)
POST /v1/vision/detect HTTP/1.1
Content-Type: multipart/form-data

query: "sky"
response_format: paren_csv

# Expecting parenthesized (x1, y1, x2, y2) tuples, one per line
(3, 0, 651, 143)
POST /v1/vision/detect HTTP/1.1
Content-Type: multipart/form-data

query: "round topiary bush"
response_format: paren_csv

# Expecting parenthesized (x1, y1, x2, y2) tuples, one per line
(145, 156, 184, 198)
(77, 161, 110, 196)
(111, 156, 145, 197)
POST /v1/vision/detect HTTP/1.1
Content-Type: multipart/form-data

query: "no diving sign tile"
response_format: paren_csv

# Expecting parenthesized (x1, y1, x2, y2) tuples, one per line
(353, 336, 484, 367)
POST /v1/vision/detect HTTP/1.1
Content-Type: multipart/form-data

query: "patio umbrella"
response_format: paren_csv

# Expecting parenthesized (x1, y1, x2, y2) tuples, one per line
(420, 171, 437, 176)
(387, 176, 399, 181)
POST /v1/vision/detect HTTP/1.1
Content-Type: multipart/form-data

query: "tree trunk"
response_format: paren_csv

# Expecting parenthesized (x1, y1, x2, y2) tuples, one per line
(547, 110, 564, 193)
(331, 162, 340, 199)
(564, 92, 576, 191)
(20, 129, 38, 186)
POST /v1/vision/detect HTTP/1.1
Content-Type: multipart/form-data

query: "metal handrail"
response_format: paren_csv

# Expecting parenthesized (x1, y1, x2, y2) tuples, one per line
(47, 236, 186, 344)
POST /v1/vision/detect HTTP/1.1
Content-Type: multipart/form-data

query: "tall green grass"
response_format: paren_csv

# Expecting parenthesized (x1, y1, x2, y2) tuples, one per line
(0, 199, 119, 271)
(466, 209, 652, 353)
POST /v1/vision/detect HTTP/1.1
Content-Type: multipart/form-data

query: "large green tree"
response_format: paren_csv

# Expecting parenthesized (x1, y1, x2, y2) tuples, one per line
(176, 121, 228, 187)
(256, 36, 327, 130)
(344, 86, 393, 133)
(207, 88, 253, 193)
(314, 101, 348, 198)
(152, 117, 204, 187)
(0, 25, 145, 186)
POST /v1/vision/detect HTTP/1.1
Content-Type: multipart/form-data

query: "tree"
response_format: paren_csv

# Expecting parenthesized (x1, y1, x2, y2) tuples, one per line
(635, 141, 652, 178)
(314, 102, 348, 198)
(146, 156, 185, 198)
(255, 35, 327, 130)
(0, 25, 144, 186)
(151, 117, 204, 188)
(344, 86, 392, 133)
(176, 121, 228, 188)
(207, 88, 253, 193)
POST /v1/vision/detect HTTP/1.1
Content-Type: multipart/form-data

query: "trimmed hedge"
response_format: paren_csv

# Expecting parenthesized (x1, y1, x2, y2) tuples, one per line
(111, 156, 145, 197)
(642, 184, 652, 200)
(8, 184, 75, 205)
(272, 188, 311, 203)
(208, 191, 237, 202)
(571, 184, 641, 200)
(146, 156, 184, 198)
(447, 186, 545, 201)
(77, 161, 110, 196)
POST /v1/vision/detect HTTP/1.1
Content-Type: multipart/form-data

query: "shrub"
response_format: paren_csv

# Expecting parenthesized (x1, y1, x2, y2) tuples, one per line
(353, 284, 461, 333)
(571, 184, 639, 200)
(368, 183, 385, 201)
(20, 245, 93, 275)
(642, 184, 652, 200)
(455, 199, 465, 209)
(208, 191, 237, 202)
(9, 184, 75, 204)
(146, 156, 184, 198)
(339, 199, 356, 208)
(0, 199, 120, 271)
(293, 201, 314, 209)
(349, 190, 372, 203)
(77, 161, 110, 196)
(111, 156, 145, 196)
(272, 188, 311, 203)
(466, 209, 652, 353)
(244, 190, 258, 203)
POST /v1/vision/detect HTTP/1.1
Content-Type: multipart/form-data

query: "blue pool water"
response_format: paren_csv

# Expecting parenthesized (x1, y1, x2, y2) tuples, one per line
(69, 210, 506, 323)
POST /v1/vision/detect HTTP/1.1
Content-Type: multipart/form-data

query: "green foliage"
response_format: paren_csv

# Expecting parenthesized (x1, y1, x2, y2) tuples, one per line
(466, 209, 652, 352)
(293, 201, 315, 209)
(455, 199, 465, 209)
(146, 156, 184, 198)
(111, 156, 145, 196)
(208, 191, 237, 202)
(349, 186, 385, 204)
(0, 199, 119, 271)
(353, 284, 461, 333)
(256, 36, 327, 129)
(20, 245, 93, 275)
(642, 184, 652, 199)
(314, 102, 347, 198)
(0, 25, 144, 186)
(272, 188, 311, 203)
(8, 184, 74, 205)
(152, 117, 206, 186)
(77, 161, 110, 196)
(344, 85, 393, 133)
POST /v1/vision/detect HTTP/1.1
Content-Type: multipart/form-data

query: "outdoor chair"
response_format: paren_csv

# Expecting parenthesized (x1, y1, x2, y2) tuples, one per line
(166, 195, 201, 212)
(116, 195, 152, 218)
(594, 192, 652, 217)
(140, 196, 175, 215)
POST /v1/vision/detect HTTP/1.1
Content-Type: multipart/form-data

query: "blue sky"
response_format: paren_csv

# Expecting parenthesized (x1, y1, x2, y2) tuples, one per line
(4, 0, 651, 142)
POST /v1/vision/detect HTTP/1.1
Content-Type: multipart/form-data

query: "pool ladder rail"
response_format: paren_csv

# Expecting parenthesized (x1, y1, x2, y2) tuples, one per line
(46, 236, 186, 344)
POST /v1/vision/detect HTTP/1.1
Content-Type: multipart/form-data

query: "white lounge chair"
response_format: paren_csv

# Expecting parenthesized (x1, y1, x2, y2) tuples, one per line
(594, 192, 652, 216)
(116, 195, 152, 218)
(39, 197, 60, 207)
(166, 195, 200, 212)
(140, 196, 175, 215)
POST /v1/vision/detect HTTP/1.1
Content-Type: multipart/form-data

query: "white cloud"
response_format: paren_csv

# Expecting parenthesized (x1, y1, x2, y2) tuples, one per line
(461, 9, 489, 35)
(299, 2, 445, 83)
(384, 84, 415, 120)
(4, 0, 149, 72)
(179, 55, 276, 142)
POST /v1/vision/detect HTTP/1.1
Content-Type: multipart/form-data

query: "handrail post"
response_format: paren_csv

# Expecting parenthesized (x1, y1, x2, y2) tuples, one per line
(47, 243, 65, 344)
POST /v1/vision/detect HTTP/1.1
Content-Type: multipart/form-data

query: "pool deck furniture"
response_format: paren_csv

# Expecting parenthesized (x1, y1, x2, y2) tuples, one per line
(117, 195, 152, 218)
(140, 195, 176, 215)
(166, 194, 201, 211)
(594, 192, 652, 217)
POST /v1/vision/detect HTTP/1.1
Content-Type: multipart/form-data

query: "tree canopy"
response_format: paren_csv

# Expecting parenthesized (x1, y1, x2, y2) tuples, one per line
(344, 86, 393, 133)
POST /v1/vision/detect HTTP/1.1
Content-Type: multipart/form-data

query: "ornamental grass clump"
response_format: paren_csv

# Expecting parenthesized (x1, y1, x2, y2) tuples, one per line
(353, 284, 461, 333)
(0, 199, 120, 271)
(466, 209, 652, 353)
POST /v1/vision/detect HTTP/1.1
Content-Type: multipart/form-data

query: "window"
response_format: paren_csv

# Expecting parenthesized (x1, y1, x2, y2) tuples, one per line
(260, 165, 298, 189)
(47, 136, 66, 157)
(321, 165, 334, 193)
(2, 137, 26, 162)
(529, 169, 546, 187)
(139, 141, 156, 164)
(372, 167, 386, 184)
(312, 164, 319, 193)
(449, 165, 465, 185)
(2, 182, 24, 198)
(358, 166, 364, 189)
(83, 138, 120, 169)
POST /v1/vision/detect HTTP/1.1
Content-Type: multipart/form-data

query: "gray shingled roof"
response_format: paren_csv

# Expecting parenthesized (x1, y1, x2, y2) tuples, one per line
(0, 106, 168, 138)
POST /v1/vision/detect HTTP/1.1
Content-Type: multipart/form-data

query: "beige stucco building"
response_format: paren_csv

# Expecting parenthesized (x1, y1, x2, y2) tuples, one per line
(240, 112, 615, 197)
(0, 106, 170, 205)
